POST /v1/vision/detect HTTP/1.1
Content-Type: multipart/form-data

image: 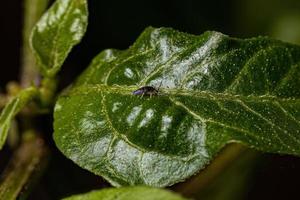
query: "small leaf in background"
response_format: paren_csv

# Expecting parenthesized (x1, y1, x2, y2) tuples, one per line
(30, 0, 88, 77)
(62, 187, 188, 200)
(54, 27, 300, 187)
(0, 87, 38, 149)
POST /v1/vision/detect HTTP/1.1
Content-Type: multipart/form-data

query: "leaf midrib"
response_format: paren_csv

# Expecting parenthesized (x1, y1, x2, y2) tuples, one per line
(169, 97, 300, 154)
(49, 0, 75, 75)
(65, 84, 300, 154)
(67, 84, 299, 102)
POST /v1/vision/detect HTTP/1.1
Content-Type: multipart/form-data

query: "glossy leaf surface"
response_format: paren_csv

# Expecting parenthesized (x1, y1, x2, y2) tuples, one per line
(54, 27, 300, 187)
(30, 0, 88, 77)
(0, 87, 38, 149)
(62, 187, 187, 200)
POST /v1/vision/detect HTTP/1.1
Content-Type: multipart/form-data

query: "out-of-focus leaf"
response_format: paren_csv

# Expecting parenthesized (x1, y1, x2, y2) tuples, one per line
(271, 13, 300, 44)
(194, 149, 259, 200)
(0, 87, 38, 149)
(30, 0, 88, 77)
(54, 27, 300, 187)
(62, 187, 187, 200)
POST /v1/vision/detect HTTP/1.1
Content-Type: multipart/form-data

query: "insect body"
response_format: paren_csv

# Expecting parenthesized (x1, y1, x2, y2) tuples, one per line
(132, 86, 159, 97)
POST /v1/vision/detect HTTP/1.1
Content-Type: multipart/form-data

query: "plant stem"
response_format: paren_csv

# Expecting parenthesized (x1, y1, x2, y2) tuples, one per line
(0, 132, 49, 200)
(0, 2, 53, 199)
(21, 0, 57, 106)
(0, 94, 8, 109)
(20, 0, 49, 87)
(7, 119, 19, 149)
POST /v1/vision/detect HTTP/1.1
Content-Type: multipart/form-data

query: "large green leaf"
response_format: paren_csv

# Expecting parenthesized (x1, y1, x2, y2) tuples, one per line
(54, 27, 300, 187)
(0, 87, 38, 149)
(30, 0, 88, 77)
(62, 187, 187, 200)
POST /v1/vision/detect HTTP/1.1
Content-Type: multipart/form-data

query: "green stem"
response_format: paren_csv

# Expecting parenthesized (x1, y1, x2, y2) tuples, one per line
(20, 0, 49, 87)
(0, 1, 53, 199)
(7, 119, 19, 149)
(21, 0, 57, 106)
(0, 132, 49, 200)
(0, 94, 8, 109)
(39, 76, 58, 107)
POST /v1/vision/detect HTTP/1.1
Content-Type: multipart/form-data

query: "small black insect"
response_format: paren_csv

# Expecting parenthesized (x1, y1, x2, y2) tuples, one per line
(132, 82, 162, 98)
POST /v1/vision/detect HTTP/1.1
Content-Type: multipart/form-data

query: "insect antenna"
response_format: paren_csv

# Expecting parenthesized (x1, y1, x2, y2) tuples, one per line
(157, 80, 163, 92)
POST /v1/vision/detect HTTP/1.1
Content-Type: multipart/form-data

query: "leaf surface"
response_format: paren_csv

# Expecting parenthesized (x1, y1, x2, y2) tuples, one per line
(30, 0, 88, 77)
(0, 87, 38, 149)
(62, 187, 187, 200)
(54, 27, 300, 187)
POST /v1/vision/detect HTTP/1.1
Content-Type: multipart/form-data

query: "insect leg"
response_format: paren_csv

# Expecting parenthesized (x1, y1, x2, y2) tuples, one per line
(140, 93, 145, 99)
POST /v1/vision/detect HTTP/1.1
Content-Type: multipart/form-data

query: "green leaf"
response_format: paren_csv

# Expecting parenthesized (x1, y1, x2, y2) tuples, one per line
(0, 87, 38, 149)
(54, 27, 300, 187)
(62, 187, 187, 200)
(30, 0, 88, 77)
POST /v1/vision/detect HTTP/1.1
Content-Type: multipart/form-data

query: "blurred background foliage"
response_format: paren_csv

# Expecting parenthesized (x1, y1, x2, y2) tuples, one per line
(0, 0, 300, 199)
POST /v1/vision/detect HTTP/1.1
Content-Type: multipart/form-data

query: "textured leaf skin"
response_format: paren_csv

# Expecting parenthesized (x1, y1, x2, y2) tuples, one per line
(0, 87, 38, 149)
(54, 27, 300, 187)
(62, 187, 187, 200)
(30, 0, 88, 77)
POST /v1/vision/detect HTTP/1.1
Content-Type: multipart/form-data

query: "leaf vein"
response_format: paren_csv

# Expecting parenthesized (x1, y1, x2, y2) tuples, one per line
(139, 35, 222, 85)
(105, 48, 155, 84)
(50, 1, 74, 73)
(237, 100, 299, 151)
(100, 92, 146, 153)
(225, 45, 276, 92)
(273, 61, 300, 92)
(169, 97, 279, 146)
(180, 48, 240, 88)
(275, 101, 300, 126)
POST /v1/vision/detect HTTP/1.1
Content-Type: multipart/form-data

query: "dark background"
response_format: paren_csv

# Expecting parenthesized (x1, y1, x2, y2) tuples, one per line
(0, 0, 300, 199)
